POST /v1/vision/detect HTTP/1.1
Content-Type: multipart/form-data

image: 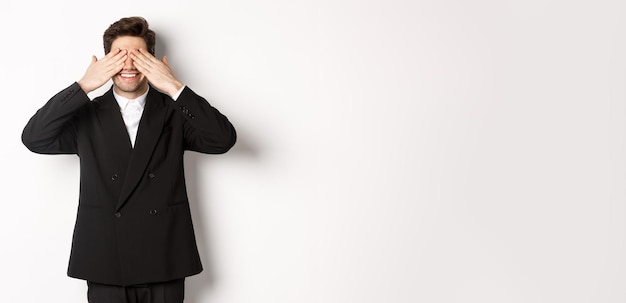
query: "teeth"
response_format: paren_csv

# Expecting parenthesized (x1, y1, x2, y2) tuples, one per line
(121, 74, 136, 78)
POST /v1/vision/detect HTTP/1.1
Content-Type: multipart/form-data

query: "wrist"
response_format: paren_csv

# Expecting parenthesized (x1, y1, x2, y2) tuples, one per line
(77, 79, 95, 94)
(167, 81, 184, 98)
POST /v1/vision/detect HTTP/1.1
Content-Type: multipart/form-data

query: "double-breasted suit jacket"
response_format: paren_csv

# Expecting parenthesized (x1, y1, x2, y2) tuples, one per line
(22, 82, 236, 286)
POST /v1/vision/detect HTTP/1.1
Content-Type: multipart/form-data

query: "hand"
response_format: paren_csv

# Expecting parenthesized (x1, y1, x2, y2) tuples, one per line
(130, 48, 184, 97)
(77, 49, 127, 94)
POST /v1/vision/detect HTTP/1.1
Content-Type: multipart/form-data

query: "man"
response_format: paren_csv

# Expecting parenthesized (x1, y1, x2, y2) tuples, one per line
(21, 16, 236, 303)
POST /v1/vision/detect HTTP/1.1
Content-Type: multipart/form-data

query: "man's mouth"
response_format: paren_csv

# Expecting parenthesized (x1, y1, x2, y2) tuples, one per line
(118, 72, 139, 81)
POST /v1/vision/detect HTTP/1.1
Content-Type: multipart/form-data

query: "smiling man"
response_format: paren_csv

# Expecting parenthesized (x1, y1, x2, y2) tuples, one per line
(21, 17, 236, 303)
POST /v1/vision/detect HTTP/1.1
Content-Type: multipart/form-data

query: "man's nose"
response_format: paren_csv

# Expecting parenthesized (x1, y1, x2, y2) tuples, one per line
(123, 52, 135, 69)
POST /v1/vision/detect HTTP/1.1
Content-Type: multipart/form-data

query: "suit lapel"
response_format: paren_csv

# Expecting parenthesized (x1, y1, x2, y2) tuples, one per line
(97, 90, 133, 162)
(116, 87, 168, 211)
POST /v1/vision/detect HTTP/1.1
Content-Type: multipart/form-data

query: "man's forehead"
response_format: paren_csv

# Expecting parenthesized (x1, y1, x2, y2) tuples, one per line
(111, 36, 147, 48)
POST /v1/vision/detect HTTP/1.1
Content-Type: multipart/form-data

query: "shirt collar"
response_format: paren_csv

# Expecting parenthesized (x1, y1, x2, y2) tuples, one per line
(113, 87, 149, 111)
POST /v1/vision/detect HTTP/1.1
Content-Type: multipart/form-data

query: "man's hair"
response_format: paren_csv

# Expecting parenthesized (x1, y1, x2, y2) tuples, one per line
(103, 16, 156, 55)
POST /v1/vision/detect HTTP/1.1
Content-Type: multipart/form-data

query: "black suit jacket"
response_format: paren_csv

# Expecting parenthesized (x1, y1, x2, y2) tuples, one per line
(22, 82, 236, 286)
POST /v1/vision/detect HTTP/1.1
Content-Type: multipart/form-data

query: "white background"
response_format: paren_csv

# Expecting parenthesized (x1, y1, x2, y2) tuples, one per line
(1, 0, 626, 302)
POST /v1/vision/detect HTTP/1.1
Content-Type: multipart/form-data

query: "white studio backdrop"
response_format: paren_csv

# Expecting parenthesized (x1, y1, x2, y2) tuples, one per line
(1, 0, 626, 302)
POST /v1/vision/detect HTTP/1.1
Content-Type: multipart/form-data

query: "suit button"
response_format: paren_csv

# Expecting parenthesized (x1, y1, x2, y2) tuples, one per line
(111, 174, 118, 181)
(148, 173, 156, 179)
(149, 209, 158, 215)
(114, 212, 122, 218)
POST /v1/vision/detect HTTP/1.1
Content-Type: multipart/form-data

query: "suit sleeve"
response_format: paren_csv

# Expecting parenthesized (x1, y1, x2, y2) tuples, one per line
(22, 82, 90, 154)
(171, 86, 237, 154)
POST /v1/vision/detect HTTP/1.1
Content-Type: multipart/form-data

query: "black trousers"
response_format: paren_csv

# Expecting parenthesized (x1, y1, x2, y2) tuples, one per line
(87, 279, 185, 303)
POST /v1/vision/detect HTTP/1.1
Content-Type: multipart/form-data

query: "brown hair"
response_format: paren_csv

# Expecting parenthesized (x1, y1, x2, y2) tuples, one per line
(103, 16, 156, 55)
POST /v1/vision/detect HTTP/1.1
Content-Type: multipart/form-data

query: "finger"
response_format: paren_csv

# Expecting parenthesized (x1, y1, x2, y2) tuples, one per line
(105, 53, 126, 73)
(113, 53, 128, 66)
(137, 48, 154, 58)
(161, 56, 174, 74)
(129, 49, 146, 64)
(100, 50, 126, 69)
(131, 56, 151, 75)
(111, 62, 125, 75)
(133, 61, 147, 74)
(131, 53, 155, 73)
(101, 55, 125, 75)
(106, 65, 123, 78)
(103, 48, 122, 60)
(130, 53, 148, 70)
(111, 56, 126, 70)
(110, 49, 127, 62)
(137, 48, 160, 64)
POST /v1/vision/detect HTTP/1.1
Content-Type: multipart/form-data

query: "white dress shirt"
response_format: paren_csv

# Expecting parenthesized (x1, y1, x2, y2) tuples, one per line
(113, 86, 185, 148)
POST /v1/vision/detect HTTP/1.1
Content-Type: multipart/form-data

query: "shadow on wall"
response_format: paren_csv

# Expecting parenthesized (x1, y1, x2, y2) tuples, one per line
(183, 126, 259, 302)
(156, 28, 260, 301)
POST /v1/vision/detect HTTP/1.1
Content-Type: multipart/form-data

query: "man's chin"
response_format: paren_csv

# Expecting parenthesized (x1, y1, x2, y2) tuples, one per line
(113, 81, 148, 94)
